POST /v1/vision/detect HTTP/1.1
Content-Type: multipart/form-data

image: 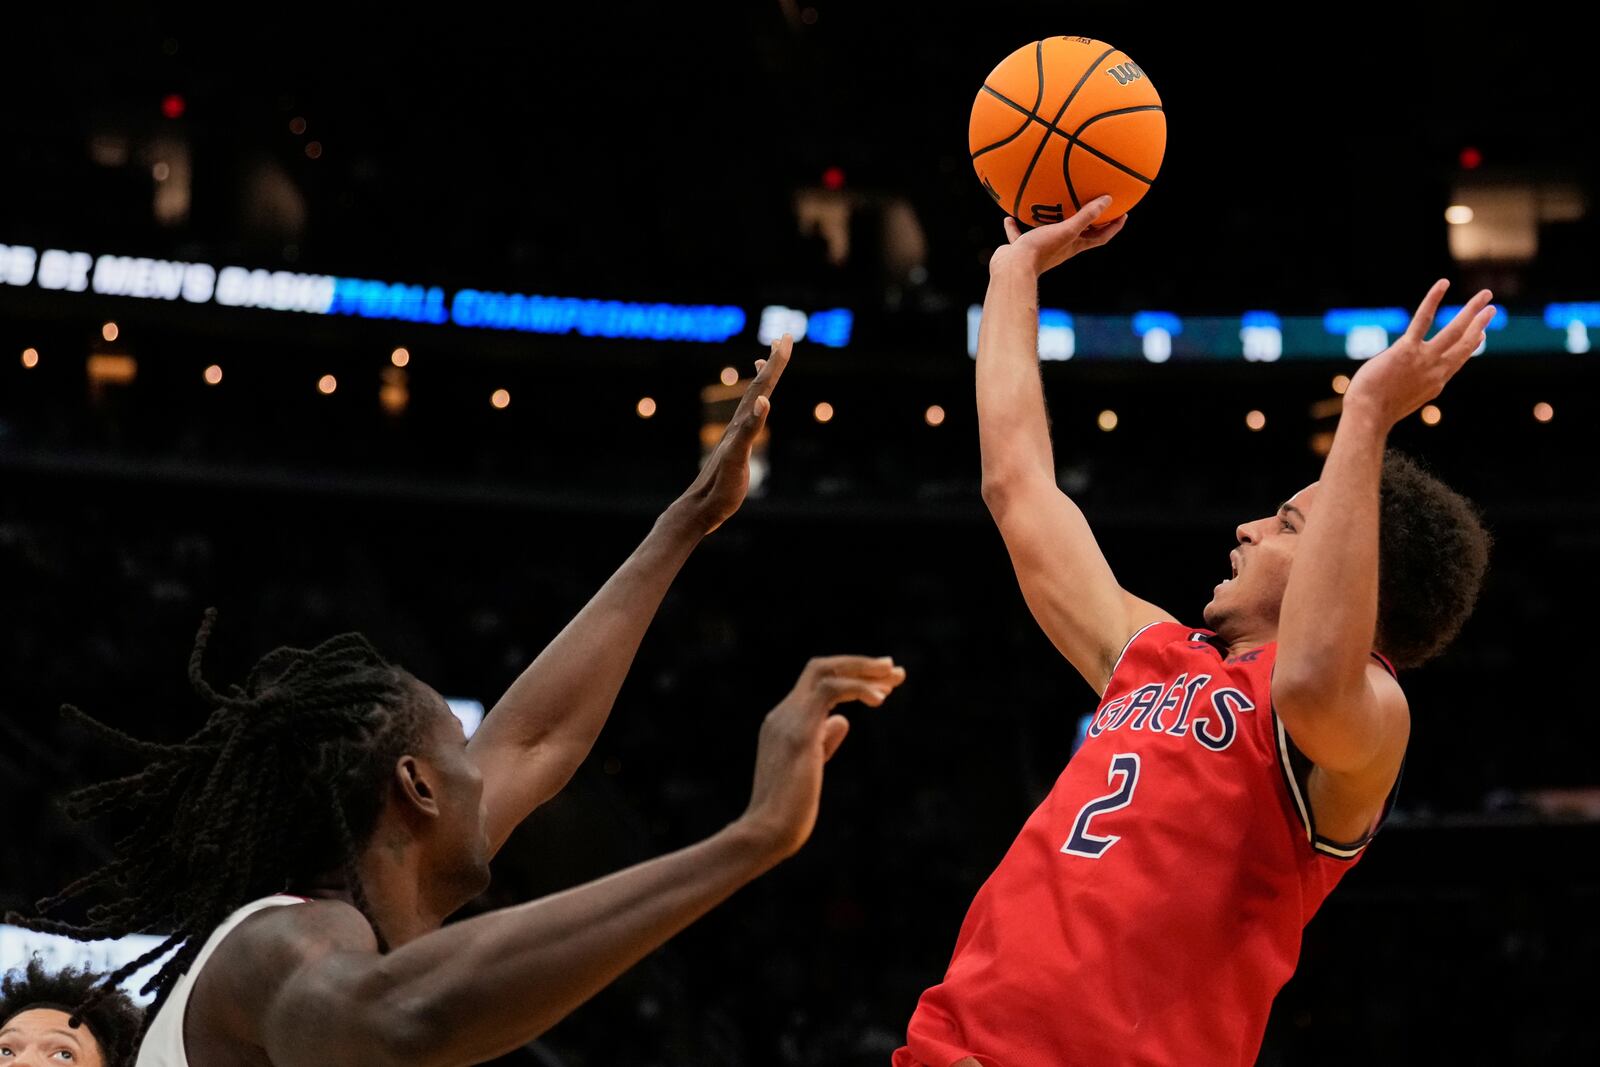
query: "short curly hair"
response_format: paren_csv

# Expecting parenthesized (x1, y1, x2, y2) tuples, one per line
(0, 959, 142, 1066)
(1375, 450, 1492, 669)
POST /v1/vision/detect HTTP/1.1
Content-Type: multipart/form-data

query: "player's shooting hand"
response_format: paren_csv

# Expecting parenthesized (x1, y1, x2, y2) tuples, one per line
(1344, 280, 1496, 428)
(990, 194, 1127, 277)
(739, 655, 907, 861)
(680, 334, 792, 535)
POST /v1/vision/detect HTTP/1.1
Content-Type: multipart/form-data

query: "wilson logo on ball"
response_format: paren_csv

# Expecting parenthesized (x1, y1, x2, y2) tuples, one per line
(1030, 203, 1066, 224)
(1106, 62, 1145, 85)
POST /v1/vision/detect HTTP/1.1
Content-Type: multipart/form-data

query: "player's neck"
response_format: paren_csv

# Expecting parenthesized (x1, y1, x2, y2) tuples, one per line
(1216, 621, 1275, 659)
(296, 838, 449, 948)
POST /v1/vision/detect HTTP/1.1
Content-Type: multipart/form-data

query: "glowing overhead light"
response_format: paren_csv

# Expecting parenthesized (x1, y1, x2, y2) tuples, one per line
(101, 321, 119, 342)
(1332, 374, 1350, 394)
(1098, 409, 1118, 432)
(491, 388, 510, 409)
(203, 364, 222, 385)
(1533, 402, 1553, 423)
(925, 404, 946, 427)
(318, 374, 337, 395)
(1245, 410, 1266, 431)
(1445, 205, 1474, 225)
(813, 402, 834, 423)
(636, 397, 656, 418)
(1420, 404, 1442, 426)
(390, 347, 410, 367)
(21, 347, 39, 368)
(720, 366, 738, 386)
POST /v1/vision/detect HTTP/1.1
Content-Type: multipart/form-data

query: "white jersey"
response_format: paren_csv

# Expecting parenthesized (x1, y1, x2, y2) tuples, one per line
(135, 895, 305, 1067)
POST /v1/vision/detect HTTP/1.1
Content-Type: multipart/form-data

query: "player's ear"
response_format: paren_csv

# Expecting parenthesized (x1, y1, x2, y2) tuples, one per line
(394, 754, 442, 819)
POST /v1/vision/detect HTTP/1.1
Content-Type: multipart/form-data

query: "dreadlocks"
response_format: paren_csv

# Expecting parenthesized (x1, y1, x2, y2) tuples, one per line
(0, 959, 143, 1066)
(5, 610, 426, 1031)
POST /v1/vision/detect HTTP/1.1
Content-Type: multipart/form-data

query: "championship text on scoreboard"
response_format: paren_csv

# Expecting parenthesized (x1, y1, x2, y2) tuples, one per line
(0, 242, 854, 349)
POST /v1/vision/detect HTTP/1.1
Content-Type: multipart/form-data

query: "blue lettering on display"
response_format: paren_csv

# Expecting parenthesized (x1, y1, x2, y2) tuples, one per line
(1324, 307, 1410, 335)
(1544, 302, 1600, 328)
(1132, 310, 1183, 336)
(806, 308, 854, 348)
(452, 290, 745, 343)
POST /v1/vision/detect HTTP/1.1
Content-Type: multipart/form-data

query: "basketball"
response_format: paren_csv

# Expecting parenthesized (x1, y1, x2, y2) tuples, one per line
(970, 37, 1165, 226)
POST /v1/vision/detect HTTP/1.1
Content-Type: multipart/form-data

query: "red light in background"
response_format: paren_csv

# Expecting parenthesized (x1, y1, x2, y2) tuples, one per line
(161, 94, 186, 119)
(822, 166, 845, 190)
(1459, 146, 1482, 170)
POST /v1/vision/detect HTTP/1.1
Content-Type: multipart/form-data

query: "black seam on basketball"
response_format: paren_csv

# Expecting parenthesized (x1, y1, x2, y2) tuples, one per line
(1009, 46, 1114, 219)
(972, 44, 1048, 162)
(1069, 106, 1164, 183)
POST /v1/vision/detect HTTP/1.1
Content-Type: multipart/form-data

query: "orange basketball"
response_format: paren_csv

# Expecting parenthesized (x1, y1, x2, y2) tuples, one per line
(970, 37, 1165, 226)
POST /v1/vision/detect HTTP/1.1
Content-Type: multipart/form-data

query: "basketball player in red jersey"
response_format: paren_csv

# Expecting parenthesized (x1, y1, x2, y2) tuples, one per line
(897, 197, 1494, 1067)
(19, 337, 907, 1065)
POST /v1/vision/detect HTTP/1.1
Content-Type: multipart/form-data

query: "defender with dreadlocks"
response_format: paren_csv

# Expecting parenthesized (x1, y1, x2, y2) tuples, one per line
(17, 337, 909, 1066)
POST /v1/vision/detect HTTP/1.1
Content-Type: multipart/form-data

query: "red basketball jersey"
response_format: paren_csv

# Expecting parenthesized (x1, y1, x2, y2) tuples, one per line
(897, 621, 1400, 1067)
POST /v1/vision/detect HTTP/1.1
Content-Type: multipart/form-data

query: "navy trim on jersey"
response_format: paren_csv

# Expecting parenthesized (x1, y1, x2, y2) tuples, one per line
(1269, 655, 1404, 861)
(1101, 620, 1166, 696)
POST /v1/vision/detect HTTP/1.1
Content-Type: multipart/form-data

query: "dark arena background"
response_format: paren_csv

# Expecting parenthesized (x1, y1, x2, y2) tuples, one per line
(3, 4, 1596, 1065)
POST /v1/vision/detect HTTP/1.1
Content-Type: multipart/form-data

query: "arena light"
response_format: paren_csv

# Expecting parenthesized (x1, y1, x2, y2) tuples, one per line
(21, 347, 39, 368)
(813, 401, 834, 424)
(1098, 409, 1118, 432)
(203, 364, 222, 385)
(101, 321, 119, 342)
(1420, 404, 1442, 426)
(289, 116, 307, 135)
(318, 374, 337, 395)
(925, 404, 946, 427)
(720, 366, 738, 386)
(1533, 402, 1553, 423)
(87, 354, 136, 386)
(1331, 374, 1350, 395)
(636, 396, 657, 419)
(1240, 311, 1282, 362)
(1445, 205, 1474, 225)
(491, 388, 510, 409)
(390, 347, 410, 367)
(1245, 410, 1266, 431)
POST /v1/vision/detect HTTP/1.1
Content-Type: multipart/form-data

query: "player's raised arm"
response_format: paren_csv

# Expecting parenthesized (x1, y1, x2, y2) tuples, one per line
(468, 337, 792, 855)
(1274, 281, 1495, 774)
(978, 198, 1173, 695)
(255, 656, 904, 1067)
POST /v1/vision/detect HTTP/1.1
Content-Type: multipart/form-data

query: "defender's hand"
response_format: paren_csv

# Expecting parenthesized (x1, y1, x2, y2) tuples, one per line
(680, 334, 793, 535)
(989, 195, 1127, 277)
(740, 656, 907, 861)
(1345, 280, 1496, 428)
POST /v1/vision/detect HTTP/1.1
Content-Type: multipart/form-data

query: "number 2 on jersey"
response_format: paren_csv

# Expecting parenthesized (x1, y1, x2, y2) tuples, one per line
(1061, 753, 1141, 858)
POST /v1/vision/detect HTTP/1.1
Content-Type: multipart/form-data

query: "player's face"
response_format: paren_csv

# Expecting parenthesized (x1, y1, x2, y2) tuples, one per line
(409, 681, 493, 905)
(1203, 483, 1320, 633)
(0, 1008, 106, 1067)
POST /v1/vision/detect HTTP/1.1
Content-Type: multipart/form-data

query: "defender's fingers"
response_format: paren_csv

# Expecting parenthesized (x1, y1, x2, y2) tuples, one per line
(1404, 279, 1451, 341)
(1430, 290, 1494, 351)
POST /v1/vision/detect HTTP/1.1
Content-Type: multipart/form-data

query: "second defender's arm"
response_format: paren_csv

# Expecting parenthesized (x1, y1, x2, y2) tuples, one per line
(979, 202, 1174, 694)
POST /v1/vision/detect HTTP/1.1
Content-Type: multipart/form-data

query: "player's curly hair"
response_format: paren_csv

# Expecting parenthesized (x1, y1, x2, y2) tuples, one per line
(1376, 450, 1492, 669)
(4, 610, 426, 1036)
(0, 959, 143, 1066)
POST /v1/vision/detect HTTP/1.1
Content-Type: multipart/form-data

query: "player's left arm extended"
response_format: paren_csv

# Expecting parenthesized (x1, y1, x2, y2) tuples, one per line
(468, 336, 793, 855)
(1273, 281, 1494, 775)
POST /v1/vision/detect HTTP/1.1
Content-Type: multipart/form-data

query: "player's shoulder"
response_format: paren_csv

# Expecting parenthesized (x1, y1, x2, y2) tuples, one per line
(204, 897, 378, 1000)
(225, 897, 378, 965)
